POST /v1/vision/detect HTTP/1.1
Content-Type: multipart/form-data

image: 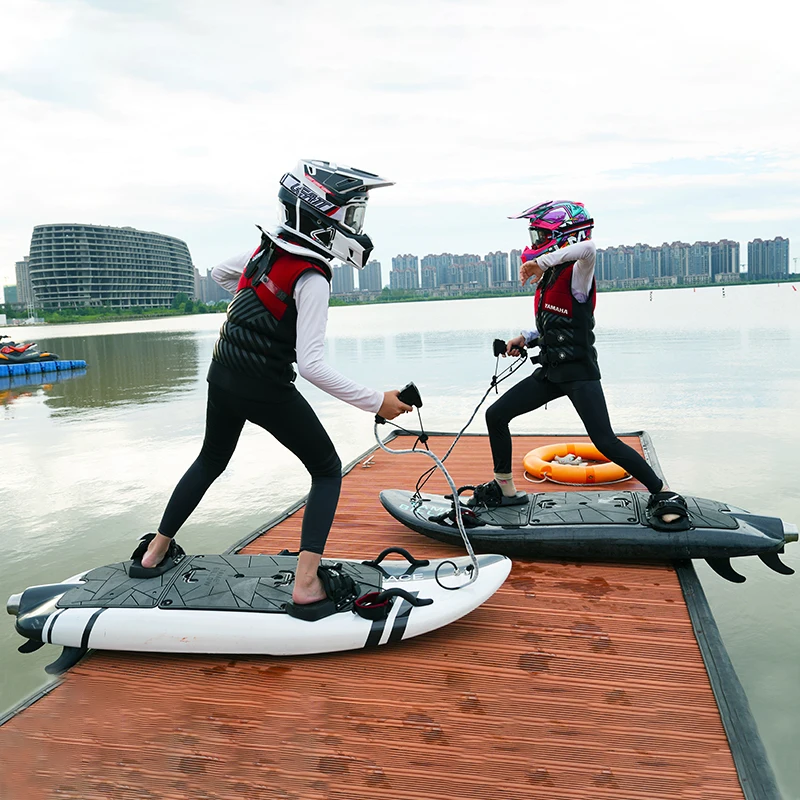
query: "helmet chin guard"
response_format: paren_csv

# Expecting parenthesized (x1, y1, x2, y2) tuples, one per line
(277, 159, 393, 269)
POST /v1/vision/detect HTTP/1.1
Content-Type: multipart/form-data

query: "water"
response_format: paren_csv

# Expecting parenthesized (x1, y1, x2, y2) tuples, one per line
(2, 284, 799, 797)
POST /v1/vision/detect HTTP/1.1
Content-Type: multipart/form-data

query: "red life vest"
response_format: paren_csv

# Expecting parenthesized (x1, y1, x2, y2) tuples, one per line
(534, 261, 597, 318)
(209, 249, 331, 398)
(533, 262, 600, 383)
(235, 250, 328, 321)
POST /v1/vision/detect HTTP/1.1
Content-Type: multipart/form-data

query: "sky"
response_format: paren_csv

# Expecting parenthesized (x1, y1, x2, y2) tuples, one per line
(1, 0, 799, 289)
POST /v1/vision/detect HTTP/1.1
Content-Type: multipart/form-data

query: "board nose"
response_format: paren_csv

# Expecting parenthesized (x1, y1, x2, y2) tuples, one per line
(6, 593, 22, 616)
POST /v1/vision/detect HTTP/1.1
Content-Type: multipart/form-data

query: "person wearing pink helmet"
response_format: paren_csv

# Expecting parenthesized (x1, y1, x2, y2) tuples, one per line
(471, 200, 687, 528)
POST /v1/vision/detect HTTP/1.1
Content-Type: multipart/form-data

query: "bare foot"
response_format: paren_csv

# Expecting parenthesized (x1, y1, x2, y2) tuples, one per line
(292, 550, 326, 605)
(141, 533, 171, 568)
(653, 485, 681, 524)
(291, 576, 326, 605)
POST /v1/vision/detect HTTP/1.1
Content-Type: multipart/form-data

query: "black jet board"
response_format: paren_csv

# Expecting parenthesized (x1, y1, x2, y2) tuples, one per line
(379, 489, 798, 582)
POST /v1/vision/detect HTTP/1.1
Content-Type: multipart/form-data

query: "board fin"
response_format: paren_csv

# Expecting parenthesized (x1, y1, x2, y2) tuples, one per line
(18, 639, 45, 654)
(45, 646, 88, 675)
(705, 558, 746, 583)
(758, 552, 795, 575)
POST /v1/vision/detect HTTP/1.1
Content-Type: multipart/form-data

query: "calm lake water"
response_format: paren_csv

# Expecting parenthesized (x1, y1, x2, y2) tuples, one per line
(2, 284, 799, 797)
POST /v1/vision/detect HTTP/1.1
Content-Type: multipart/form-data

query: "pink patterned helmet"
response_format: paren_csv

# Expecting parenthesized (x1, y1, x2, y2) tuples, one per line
(510, 200, 594, 259)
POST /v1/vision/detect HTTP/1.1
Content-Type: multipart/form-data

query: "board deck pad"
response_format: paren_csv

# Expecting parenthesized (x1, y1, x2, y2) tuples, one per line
(528, 492, 739, 529)
(529, 492, 640, 526)
(462, 501, 530, 527)
(446, 491, 741, 529)
(56, 562, 176, 609)
(58, 555, 384, 612)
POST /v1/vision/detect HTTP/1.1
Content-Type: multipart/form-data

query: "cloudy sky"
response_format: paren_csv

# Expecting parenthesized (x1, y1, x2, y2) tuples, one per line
(2, 0, 799, 288)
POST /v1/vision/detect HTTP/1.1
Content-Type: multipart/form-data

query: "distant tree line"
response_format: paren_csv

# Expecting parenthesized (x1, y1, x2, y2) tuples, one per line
(0, 293, 230, 324)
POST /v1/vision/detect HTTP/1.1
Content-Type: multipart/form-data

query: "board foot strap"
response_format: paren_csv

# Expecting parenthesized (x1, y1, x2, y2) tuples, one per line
(354, 588, 433, 620)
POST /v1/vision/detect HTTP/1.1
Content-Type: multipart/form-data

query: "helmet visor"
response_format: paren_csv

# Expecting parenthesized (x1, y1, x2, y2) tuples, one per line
(529, 227, 552, 249)
(343, 203, 366, 234)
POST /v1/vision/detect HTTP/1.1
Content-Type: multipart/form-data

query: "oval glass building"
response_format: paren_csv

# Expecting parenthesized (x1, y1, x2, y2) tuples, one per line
(28, 224, 195, 310)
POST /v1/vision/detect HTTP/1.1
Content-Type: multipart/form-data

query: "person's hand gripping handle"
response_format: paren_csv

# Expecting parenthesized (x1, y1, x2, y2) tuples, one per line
(375, 382, 421, 424)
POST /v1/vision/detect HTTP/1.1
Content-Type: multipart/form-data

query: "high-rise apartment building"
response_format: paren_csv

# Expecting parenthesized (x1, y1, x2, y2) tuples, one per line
(358, 260, 383, 292)
(331, 263, 356, 295)
(27, 224, 194, 310)
(422, 253, 454, 287)
(712, 240, 740, 277)
(464, 261, 490, 288)
(748, 237, 789, 279)
(484, 251, 509, 285)
(15, 256, 34, 306)
(193, 267, 233, 304)
(390, 254, 419, 290)
(507, 248, 523, 284)
(447, 254, 480, 287)
(595, 247, 610, 281)
(596, 245, 633, 281)
(658, 242, 690, 278)
(420, 261, 437, 289)
(633, 244, 657, 280)
(687, 242, 714, 277)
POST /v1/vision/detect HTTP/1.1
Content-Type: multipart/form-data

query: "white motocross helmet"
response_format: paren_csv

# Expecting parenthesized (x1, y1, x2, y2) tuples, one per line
(277, 159, 394, 269)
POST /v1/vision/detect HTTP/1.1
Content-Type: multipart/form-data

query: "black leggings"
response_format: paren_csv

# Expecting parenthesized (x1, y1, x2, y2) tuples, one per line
(485, 375, 663, 494)
(158, 383, 342, 554)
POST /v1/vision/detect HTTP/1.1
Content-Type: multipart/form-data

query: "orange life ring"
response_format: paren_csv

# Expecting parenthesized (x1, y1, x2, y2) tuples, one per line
(522, 442, 630, 485)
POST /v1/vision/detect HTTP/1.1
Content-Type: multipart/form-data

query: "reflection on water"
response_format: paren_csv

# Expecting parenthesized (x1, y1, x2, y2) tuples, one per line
(423, 329, 485, 362)
(0, 284, 799, 797)
(394, 331, 424, 360)
(38, 332, 200, 412)
(0, 369, 87, 411)
(360, 337, 386, 362)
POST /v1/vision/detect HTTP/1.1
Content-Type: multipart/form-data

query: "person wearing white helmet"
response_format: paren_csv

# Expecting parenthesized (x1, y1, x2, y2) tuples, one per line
(132, 160, 411, 620)
(472, 200, 687, 528)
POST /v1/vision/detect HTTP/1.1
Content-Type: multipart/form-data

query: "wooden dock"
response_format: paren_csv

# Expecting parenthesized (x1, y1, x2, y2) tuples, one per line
(0, 433, 779, 799)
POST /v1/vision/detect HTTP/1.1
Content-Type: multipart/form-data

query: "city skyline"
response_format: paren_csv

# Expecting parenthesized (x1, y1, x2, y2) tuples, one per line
(5, 227, 791, 304)
(326, 235, 791, 294)
(6, 223, 800, 296)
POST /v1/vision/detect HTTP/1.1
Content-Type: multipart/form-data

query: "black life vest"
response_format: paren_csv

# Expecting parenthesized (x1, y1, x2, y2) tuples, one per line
(208, 240, 331, 399)
(534, 261, 601, 383)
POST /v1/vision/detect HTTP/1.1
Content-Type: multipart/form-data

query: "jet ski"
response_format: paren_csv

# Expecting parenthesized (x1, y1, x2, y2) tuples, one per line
(0, 334, 59, 364)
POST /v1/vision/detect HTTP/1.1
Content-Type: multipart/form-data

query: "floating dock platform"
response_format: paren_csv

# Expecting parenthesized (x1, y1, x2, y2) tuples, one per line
(0, 359, 87, 378)
(0, 432, 780, 799)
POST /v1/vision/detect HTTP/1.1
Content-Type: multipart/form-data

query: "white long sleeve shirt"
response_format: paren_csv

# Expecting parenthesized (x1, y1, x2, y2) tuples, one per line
(537, 239, 596, 302)
(211, 251, 383, 413)
(521, 240, 597, 345)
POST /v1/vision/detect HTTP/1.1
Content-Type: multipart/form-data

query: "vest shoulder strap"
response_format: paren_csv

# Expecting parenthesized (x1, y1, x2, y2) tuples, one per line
(244, 228, 280, 286)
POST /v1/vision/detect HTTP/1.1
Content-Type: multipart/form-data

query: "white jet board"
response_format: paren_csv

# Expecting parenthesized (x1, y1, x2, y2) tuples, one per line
(9, 552, 511, 661)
